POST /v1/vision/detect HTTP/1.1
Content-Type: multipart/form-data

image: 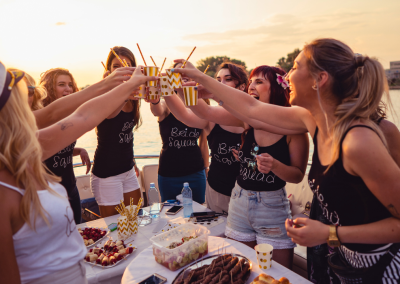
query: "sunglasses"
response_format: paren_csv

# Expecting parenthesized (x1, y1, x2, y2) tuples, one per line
(247, 143, 259, 171)
(28, 86, 35, 98)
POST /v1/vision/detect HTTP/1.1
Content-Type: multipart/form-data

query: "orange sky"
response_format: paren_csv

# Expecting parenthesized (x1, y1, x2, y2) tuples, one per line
(1, 0, 399, 87)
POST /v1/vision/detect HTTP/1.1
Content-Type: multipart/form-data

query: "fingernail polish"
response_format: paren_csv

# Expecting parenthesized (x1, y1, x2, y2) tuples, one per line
(171, 68, 175, 72)
(194, 87, 198, 90)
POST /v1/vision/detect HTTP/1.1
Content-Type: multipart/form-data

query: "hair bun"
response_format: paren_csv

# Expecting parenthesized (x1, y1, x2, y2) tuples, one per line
(354, 53, 367, 68)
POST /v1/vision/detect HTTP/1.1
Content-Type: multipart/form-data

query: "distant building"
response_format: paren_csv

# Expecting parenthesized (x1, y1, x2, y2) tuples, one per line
(386, 61, 400, 80)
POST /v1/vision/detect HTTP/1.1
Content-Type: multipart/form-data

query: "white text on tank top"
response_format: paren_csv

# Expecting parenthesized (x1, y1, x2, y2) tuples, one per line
(51, 141, 76, 169)
(214, 142, 240, 165)
(119, 119, 134, 144)
(169, 127, 200, 149)
(238, 150, 276, 183)
(309, 178, 340, 225)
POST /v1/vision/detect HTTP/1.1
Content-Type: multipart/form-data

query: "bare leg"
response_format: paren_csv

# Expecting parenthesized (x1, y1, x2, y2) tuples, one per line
(227, 237, 257, 250)
(98, 205, 119, 218)
(123, 188, 141, 207)
(272, 248, 293, 269)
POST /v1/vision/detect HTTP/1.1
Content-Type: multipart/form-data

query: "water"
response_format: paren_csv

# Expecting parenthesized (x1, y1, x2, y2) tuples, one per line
(73, 91, 400, 176)
(182, 183, 193, 218)
(148, 183, 160, 219)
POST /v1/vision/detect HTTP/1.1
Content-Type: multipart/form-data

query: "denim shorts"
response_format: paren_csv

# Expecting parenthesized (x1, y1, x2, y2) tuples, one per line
(225, 182, 296, 249)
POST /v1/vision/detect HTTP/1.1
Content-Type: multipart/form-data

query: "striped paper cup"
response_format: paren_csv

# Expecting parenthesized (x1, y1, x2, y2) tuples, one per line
(143, 66, 160, 87)
(148, 86, 160, 100)
(160, 76, 175, 96)
(183, 86, 198, 106)
(165, 69, 182, 89)
(134, 85, 146, 98)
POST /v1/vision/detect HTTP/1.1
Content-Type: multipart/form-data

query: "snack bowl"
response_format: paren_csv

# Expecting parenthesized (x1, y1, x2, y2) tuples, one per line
(78, 227, 109, 248)
(150, 223, 209, 271)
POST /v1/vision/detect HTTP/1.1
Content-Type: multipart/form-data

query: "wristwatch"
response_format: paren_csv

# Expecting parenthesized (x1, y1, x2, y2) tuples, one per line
(327, 225, 341, 247)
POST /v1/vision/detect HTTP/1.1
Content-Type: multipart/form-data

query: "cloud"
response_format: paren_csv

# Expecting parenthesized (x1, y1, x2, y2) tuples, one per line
(55, 22, 66, 26)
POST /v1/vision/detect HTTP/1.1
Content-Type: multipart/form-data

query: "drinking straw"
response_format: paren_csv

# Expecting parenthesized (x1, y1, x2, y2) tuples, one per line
(181, 46, 196, 68)
(150, 56, 157, 67)
(101, 61, 107, 71)
(136, 43, 147, 66)
(196, 65, 210, 86)
(123, 59, 129, 67)
(110, 48, 126, 67)
(158, 57, 167, 76)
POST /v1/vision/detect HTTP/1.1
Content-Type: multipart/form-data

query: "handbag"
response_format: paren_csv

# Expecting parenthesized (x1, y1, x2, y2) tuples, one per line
(327, 243, 400, 284)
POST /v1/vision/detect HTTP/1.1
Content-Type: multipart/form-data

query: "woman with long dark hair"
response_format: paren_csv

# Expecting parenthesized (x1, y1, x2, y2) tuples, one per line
(173, 63, 309, 269)
(90, 46, 142, 218)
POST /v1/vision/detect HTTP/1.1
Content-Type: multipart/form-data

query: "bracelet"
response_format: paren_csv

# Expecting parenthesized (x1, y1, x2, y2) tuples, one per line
(151, 99, 161, 105)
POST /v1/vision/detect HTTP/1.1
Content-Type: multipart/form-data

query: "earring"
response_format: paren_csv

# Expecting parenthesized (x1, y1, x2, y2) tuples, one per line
(312, 85, 317, 90)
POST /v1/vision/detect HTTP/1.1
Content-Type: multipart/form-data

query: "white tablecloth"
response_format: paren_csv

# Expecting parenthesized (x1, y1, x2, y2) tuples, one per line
(78, 202, 226, 284)
(121, 236, 311, 284)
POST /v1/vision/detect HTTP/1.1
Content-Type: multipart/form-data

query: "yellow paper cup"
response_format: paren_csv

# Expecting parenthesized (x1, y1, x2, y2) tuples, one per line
(160, 76, 175, 96)
(117, 216, 131, 240)
(148, 86, 160, 100)
(183, 86, 198, 106)
(255, 244, 273, 271)
(165, 68, 182, 89)
(143, 66, 160, 87)
(134, 85, 146, 98)
(129, 218, 138, 235)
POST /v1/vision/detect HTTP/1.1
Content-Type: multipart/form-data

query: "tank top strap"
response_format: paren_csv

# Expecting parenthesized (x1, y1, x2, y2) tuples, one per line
(0, 181, 24, 195)
(339, 125, 376, 156)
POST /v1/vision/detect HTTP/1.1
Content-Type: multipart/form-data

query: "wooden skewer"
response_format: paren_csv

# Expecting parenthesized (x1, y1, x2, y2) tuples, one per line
(101, 61, 107, 71)
(136, 43, 147, 66)
(150, 56, 157, 67)
(196, 65, 210, 86)
(110, 48, 126, 67)
(158, 57, 166, 76)
(181, 46, 196, 68)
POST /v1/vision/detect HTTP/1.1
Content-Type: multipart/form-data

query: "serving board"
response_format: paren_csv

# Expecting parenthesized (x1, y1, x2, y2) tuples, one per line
(83, 247, 137, 269)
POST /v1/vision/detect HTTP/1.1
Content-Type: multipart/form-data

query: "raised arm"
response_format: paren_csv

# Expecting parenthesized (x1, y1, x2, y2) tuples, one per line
(163, 94, 208, 129)
(173, 60, 315, 135)
(34, 67, 136, 129)
(39, 67, 157, 161)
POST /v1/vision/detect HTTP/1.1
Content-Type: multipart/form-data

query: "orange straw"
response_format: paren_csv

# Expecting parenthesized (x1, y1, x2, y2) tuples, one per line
(196, 65, 210, 86)
(123, 59, 129, 67)
(136, 43, 147, 66)
(150, 56, 157, 67)
(181, 46, 196, 68)
(158, 57, 167, 76)
(110, 48, 126, 67)
(101, 61, 107, 71)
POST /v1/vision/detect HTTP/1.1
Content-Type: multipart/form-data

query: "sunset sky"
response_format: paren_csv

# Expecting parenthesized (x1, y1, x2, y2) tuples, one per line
(1, 0, 399, 87)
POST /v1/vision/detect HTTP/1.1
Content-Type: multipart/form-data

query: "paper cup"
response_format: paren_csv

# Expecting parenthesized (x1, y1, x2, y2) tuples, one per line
(134, 85, 146, 98)
(117, 216, 131, 240)
(148, 86, 161, 100)
(160, 76, 175, 96)
(165, 68, 182, 89)
(183, 86, 198, 106)
(255, 244, 273, 271)
(129, 218, 138, 235)
(143, 66, 160, 87)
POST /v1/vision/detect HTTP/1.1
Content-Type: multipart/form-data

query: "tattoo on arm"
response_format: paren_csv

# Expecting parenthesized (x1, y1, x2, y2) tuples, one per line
(57, 121, 73, 131)
(387, 204, 400, 218)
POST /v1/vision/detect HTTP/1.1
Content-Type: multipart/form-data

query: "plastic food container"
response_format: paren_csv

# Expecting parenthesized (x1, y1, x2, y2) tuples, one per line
(150, 223, 209, 271)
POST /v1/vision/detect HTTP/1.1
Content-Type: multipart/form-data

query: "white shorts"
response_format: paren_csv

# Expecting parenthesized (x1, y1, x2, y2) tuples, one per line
(90, 168, 140, 206)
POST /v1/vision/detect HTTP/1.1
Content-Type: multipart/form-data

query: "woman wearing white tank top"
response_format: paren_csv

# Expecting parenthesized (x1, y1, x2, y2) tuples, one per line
(0, 62, 157, 284)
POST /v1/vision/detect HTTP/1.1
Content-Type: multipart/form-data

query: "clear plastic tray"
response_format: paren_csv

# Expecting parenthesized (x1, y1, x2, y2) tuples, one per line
(150, 223, 209, 271)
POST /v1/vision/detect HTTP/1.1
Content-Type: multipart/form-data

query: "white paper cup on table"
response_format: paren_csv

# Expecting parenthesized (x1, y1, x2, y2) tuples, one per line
(183, 86, 198, 106)
(255, 244, 273, 270)
(160, 76, 175, 96)
(165, 69, 182, 89)
(134, 85, 146, 98)
(143, 66, 160, 87)
(148, 86, 160, 100)
(117, 216, 131, 240)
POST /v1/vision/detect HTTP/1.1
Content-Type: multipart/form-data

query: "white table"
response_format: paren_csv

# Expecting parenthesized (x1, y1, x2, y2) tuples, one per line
(122, 236, 312, 284)
(78, 202, 226, 284)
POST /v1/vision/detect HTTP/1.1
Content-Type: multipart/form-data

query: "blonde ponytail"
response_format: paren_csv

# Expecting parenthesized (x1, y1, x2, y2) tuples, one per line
(303, 39, 392, 171)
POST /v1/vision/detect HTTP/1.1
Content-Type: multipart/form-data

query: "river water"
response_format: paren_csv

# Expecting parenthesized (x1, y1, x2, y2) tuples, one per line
(72, 90, 400, 176)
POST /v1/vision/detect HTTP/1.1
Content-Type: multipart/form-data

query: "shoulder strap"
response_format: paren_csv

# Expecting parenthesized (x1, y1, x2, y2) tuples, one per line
(339, 125, 377, 156)
(0, 181, 24, 195)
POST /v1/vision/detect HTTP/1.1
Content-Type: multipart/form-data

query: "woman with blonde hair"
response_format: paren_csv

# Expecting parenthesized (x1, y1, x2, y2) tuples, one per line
(173, 38, 400, 283)
(0, 62, 156, 284)
(39, 68, 91, 224)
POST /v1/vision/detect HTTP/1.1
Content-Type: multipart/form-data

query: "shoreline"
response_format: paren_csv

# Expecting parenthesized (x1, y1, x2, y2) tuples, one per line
(389, 86, 400, 90)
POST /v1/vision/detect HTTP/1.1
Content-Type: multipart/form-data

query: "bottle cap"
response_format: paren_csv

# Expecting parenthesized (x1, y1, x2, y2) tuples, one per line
(184, 182, 189, 187)
(150, 182, 155, 187)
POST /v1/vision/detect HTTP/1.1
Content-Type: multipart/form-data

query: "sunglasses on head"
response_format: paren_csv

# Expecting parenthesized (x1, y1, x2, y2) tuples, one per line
(248, 143, 259, 171)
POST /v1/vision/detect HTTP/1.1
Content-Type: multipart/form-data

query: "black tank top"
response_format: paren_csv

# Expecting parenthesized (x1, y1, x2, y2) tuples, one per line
(92, 110, 135, 178)
(44, 141, 76, 193)
(236, 128, 290, 191)
(158, 113, 204, 177)
(207, 124, 242, 196)
(308, 126, 392, 252)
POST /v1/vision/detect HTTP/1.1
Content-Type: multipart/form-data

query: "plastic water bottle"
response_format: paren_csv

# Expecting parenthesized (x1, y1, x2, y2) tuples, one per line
(182, 182, 193, 218)
(148, 183, 160, 220)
